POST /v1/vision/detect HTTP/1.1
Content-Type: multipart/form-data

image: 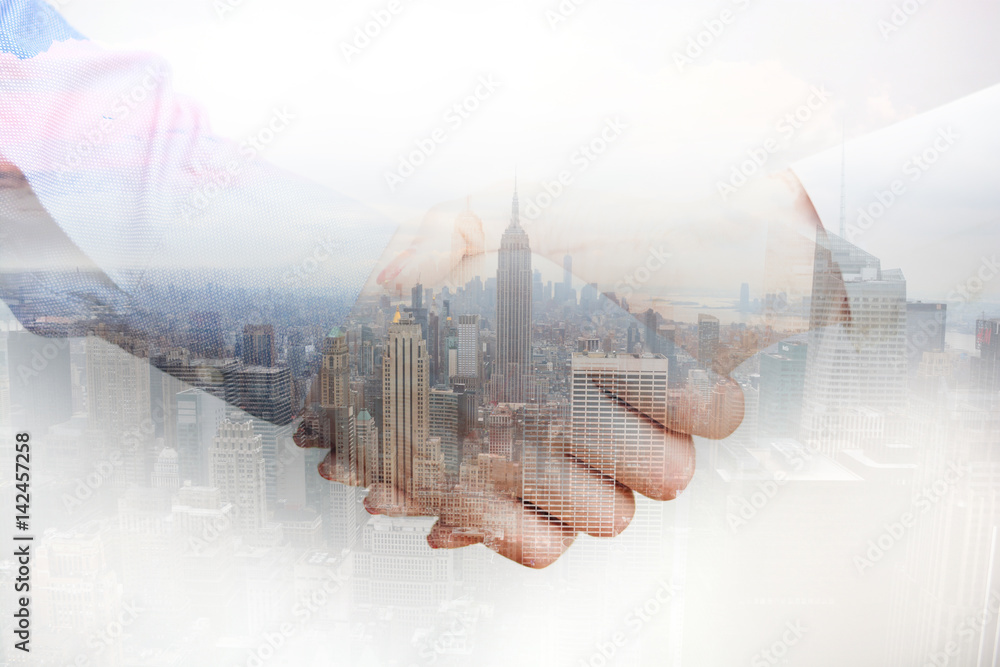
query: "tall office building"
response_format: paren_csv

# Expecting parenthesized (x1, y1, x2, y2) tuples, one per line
(405, 284, 429, 341)
(974, 318, 1000, 395)
(222, 363, 294, 506)
(382, 310, 430, 508)
(456, 314, 481, 380)
(321, 328, 350, 409)
(643, 309, 659, 354)
(758, 340, 808, 439)
(357, 409, 380, 486)
(800, 232, 907, 453)
(222, 364, 293, 425)
(495, 187, 533, 402)
(241, 324, 276, 367)
(359, 325, 375, 377)
(85, 328, 151, 485)
(740, 282, 750, 312)
(176, 387, 226, 485)
(486, 404, 515, 459)
(697, 314, 719, 370)
(210, 420, 268, 535)
(570, 353, 682, 501)
(626, 323, 640, 354)
(430, 388, 460, 477)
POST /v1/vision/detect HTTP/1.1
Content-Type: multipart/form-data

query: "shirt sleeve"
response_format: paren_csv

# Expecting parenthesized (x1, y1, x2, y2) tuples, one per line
(0, 0, 397, 422)
(792, 83, 1000, 299)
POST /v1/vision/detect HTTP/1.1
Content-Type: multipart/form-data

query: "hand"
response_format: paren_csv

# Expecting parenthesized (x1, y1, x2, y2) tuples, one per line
(295, 171, 846, 568)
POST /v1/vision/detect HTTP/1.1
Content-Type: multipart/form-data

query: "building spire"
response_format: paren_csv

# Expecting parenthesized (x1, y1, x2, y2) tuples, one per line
(510, 170, 520, 228)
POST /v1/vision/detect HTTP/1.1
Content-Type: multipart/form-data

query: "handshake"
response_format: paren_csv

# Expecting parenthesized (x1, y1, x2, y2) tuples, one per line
(294, 172, 840, 568)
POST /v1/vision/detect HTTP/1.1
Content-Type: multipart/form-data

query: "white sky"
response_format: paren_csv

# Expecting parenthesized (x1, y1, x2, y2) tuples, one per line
(55, 0, 1000, 298)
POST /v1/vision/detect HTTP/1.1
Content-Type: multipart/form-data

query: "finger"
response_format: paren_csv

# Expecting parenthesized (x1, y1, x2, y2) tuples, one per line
(427, 521, 485, 549)
(428, 501, 577, 569)
(366, 483, 577, 569)
(317, 448, 363, 487)
(491, 502, 577, 569)
(588, 371, 744, 440)
(363, 482, 411, 516)
(520, 451, 635, 538)
(555, 391, 697, 501)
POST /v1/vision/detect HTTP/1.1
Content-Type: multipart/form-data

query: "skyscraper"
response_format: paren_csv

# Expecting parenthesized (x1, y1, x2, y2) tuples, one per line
(758, 340, 808, 438)
(430, 388, 460, 477)
(456, 314, 481, 381)
(697, 314, 719, 370)
(382, 310, 430, 508)
(320, 328, 350, 409)
(210, 420, 268, 535)
(974, 318, 1000, 395)
(643, 309, 659, 354)
(86, 327, 152, 485)
(495, 186, 533, 403)
(176, 387, 226, 486)
(626, 323, 640, 354)
(568, 352, 680, 515)
(800, 232, 907, 453)
(222, 364, 293, 426)
(241, 324, 276, 367)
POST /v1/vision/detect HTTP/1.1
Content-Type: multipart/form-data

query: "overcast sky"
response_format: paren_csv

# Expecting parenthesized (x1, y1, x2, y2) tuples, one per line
(55, 0, 1000, 299)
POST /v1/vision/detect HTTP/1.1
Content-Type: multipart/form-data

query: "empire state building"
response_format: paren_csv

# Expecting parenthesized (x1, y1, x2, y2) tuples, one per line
(495, 185, 533, 403)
